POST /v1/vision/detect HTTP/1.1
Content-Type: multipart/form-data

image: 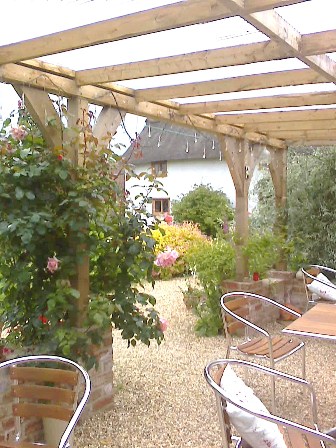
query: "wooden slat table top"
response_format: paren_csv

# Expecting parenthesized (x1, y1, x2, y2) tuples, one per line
(283, 303, 336, 341)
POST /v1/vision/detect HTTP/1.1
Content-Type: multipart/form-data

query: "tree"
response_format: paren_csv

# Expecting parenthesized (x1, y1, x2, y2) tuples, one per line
(172, 184, 234, 237)
(251, 147, 336, 269)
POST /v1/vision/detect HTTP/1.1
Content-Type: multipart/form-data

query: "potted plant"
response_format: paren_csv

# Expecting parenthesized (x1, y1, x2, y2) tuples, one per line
(0, 106, 165, 370)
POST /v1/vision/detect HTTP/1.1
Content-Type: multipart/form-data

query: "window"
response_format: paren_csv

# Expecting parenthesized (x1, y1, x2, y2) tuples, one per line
(151, 161, 167, 177)
(152, 198, 170, 215)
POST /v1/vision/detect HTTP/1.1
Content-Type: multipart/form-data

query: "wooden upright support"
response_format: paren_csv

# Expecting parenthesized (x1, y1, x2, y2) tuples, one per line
(219, 136, 262, 280)
(269, 146, 288, 269)
(67, 96, 90, 325)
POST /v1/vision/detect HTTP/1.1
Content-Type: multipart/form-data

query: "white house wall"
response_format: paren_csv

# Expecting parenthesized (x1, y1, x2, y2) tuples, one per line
(126, 158, 236, 215)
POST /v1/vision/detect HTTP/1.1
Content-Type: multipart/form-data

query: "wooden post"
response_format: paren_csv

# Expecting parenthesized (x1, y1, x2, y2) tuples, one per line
(269, 147, 288, 270)
(67, 96, 90, 325)
(219, 136, 257, 280)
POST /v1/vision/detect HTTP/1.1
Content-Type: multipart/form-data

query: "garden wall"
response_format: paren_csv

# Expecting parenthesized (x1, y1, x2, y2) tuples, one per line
(0, 331, 113, 444)
(222, 270, 307, 328)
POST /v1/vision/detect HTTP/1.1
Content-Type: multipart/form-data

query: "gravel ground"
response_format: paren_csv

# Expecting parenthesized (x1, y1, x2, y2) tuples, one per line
(76, 278, 336, 448)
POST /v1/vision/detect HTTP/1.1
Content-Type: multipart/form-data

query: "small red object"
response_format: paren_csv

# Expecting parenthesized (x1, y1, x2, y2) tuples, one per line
(164, 213, 173, 224)
(253, 272, 260, 281)
(38, 315, 48, 324)
(57, 154, 63, 161)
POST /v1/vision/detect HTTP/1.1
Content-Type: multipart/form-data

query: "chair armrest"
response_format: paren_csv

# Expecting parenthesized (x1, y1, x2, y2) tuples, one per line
(327, 427, 336, 438)
(221, 300, 270, 338)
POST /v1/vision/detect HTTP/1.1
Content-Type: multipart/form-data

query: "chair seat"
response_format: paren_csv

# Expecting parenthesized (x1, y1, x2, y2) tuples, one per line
(237, 335, 303, 360)
(280, 425, 324, 448)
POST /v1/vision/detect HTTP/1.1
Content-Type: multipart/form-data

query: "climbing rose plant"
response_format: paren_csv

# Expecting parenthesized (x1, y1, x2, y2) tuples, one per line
(0, 108, 164, 369)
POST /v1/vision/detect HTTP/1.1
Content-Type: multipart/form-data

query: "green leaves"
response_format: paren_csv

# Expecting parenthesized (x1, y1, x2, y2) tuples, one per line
(0, 110, 164, 368)
(172, 184, 234, 237)
(15, 186, 24, 200)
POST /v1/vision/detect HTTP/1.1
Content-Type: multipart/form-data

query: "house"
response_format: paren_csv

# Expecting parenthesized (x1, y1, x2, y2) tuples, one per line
(123, 120, 236, 219)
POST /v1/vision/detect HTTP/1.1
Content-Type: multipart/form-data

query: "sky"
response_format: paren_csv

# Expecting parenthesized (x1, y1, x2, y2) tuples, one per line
(1, 0, 336, 146)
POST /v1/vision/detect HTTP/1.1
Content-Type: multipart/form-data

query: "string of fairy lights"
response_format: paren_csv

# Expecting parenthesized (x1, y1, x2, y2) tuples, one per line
(136, 121, 223, 161)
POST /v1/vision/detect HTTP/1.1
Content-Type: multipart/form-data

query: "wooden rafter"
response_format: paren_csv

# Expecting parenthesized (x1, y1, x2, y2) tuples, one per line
(243, 119, 336, 132)
(262, 129, 336, 140)
(179, 90, 336, 113)
(0, 0, 308, 66)
(215, 108, 336, 124)
(135, 68, 327, 102)
(224, 1, 336, 83)
(75, 29, 336, 85)
(0, 63, 286, 149)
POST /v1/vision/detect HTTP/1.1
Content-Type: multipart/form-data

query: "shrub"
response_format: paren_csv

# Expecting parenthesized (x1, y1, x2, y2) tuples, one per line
(185, 238, 235, 336)
(242, 232, 284, 279)
(151, 222, 207, 279)
(172, 184, 234, 237)
(0, 109, 164, 369)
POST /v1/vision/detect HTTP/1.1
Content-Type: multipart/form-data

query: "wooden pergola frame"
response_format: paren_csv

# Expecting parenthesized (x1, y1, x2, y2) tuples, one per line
(1, 0, 335, 289)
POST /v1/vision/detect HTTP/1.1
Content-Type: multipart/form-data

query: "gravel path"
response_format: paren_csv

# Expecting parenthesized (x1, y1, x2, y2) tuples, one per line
(76, 278, 336, 448)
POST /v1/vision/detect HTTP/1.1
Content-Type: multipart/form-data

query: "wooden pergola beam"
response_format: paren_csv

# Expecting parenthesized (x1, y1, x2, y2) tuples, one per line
(93, 107, 126, 142)
(13, 85, 63, 149)
(224, 1, 336, 83)
(179, 90, 336, 114)
(261, 129, 336, 140)
(243, 119, 336, 132)
(0, 0, 308, 67)
(0, 0, 245, 65)
(215, 108, 336, 124)
(75, 29, 336, 85)
(135, 68, 326, 102)
(0, 63, 286, 149)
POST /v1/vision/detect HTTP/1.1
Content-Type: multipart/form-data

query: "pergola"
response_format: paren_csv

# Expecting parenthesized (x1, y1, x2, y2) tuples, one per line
(1, 0, 335, 287)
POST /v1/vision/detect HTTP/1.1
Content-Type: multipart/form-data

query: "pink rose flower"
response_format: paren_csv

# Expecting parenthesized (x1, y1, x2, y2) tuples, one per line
(46, 256, 60, 273)
(10, 126, 28, 141)
(159, 317, 168, 332)
(154, 247, 179, 268)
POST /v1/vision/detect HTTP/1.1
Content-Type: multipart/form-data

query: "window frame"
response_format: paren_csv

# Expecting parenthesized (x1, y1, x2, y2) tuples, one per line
(152, 198, 170, 216)
(151, 160, 167, 177)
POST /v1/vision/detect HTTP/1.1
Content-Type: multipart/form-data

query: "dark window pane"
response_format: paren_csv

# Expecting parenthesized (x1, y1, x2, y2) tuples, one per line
(162, 200, 169, 212)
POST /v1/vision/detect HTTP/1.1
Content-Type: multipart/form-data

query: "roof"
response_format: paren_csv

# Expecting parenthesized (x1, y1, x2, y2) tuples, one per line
(123, 120, 222, 164)
(1, 1, 336, 147)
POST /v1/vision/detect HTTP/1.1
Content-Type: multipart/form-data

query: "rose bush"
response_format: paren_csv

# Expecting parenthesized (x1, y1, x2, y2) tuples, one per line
(0, 106, 164, 368)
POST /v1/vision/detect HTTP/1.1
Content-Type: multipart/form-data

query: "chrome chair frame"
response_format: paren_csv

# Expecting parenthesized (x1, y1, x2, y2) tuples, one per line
(301, 264, 336, 310)
(0, 355, 91, 448)
(220, 291, 306, 411)
(204, 358, 336, 448)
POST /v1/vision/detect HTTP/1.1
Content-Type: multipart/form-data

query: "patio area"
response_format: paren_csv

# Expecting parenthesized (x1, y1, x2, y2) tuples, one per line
(75, 277, 336, 448)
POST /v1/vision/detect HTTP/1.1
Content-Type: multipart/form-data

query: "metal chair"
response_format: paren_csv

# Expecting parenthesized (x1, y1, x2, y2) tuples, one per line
(0, 355, 91, 448)
(204, 358, 336, 448)
(301, 264, 336, 310)
(220, 291, 306, 411)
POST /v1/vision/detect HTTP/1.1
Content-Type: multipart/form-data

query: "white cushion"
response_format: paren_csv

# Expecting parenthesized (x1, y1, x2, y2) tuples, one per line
(307, 273, 336, 301)
(220, 365, 287, 448)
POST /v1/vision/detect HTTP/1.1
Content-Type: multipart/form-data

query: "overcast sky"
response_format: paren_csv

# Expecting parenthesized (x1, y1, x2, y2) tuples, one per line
(1, 0, 336, 144)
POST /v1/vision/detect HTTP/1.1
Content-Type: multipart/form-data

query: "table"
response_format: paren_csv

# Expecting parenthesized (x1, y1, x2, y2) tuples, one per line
(283, 302, 336, 341)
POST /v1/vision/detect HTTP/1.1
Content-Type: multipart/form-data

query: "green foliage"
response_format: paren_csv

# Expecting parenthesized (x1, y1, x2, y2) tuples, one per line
(286, 147, 336, 267)
(185, 238, 235, 336)
(151, 222, 207, 279)
(172, 184, 234, 237)
(0, 108, 164, 369)
(251, 147, 336, 270)
(242, 231, 285, 279)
